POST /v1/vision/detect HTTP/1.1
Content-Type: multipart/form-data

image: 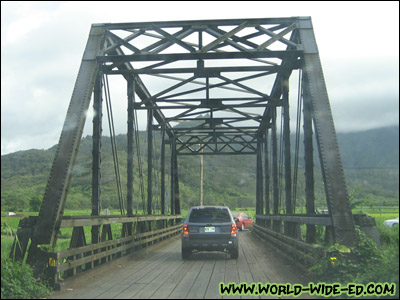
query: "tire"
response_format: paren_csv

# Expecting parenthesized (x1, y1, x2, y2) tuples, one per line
(230, 245, 239, 259)
(182, 247, 191, 259)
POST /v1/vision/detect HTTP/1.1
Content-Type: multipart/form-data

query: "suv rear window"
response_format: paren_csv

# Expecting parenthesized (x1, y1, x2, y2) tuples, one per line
(189, 208, 231, 223)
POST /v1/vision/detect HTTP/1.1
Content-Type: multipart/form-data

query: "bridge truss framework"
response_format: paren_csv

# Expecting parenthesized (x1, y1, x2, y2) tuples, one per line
(11, 17, 358, 278)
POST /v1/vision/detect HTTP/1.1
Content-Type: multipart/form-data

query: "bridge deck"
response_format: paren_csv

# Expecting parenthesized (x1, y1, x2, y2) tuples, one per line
(49, 230, 315, 299)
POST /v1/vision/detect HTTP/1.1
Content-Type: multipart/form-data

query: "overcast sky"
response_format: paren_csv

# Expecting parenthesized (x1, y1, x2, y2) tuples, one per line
(1, 1, 399, 155)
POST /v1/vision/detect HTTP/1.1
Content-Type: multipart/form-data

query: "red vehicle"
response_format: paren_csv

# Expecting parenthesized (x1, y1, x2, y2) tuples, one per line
(232, 212, 253, 231)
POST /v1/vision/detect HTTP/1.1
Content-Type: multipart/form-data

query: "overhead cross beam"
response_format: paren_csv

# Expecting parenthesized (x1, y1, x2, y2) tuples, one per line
(97, 18, 305, 159)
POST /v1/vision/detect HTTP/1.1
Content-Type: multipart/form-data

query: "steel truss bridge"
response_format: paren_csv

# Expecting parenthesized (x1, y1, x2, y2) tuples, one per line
(11, 17, 378, 290)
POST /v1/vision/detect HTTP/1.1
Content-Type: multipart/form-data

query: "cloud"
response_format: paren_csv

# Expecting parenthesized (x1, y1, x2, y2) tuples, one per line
(1, 1, 399, 154)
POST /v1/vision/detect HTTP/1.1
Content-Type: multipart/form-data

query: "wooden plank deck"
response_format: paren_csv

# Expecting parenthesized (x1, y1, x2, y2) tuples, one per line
(49, 230, 316, 299)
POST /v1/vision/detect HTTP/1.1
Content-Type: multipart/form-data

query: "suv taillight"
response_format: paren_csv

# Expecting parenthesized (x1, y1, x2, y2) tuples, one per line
(231, 223, 237, 236)
(183, 224, 189, 235)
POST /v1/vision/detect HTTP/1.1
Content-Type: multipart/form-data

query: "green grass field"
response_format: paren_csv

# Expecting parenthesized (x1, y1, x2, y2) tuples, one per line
(1, 206, 398, 256)
(1, 209, 184, 255)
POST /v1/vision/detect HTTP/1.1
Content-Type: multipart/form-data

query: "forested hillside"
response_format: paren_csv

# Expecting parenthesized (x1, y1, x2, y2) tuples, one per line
(1, 126, 398, 212)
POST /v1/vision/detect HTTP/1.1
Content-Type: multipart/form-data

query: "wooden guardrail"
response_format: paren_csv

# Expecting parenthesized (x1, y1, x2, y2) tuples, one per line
(254, 214, 379, 267)
(44, 215, 182, 287)
(252, 223, 326, 266)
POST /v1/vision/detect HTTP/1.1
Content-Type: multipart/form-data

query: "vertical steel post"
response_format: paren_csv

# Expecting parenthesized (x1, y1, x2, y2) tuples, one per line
(282, 78, 294, 237)
(303, 73, 316, 243)
(256, 136, 263, 216)
(271, 106, 280, 232)
(147, 109, 153, 215)
(200, 149, 204, 206)
(264, 127, 271, 228)
(174, 145, 180, 215)
(127, 77, 134, 217)
(161, 126, 165, 215)
(170, 139, 176, 215)
(91, 71, 102, 244)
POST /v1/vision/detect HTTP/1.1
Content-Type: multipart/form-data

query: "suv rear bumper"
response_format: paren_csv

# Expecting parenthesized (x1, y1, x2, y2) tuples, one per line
(182, 236, 238, 251)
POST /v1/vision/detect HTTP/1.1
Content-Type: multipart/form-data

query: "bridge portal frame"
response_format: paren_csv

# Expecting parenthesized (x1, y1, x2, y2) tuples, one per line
(11, 17, 357, 279)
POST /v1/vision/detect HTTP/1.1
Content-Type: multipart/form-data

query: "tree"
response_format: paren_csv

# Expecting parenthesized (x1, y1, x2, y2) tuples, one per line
(3, 195, 26, 212)
(29, 195, 42, 211)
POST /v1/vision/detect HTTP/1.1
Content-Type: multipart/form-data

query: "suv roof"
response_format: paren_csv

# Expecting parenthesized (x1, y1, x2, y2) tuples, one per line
(189, 206, 228, 209)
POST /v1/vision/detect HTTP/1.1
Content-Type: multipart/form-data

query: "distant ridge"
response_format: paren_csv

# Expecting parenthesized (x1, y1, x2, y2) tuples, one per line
(1, 125, 398, 211)
(337, 125, 399, 169)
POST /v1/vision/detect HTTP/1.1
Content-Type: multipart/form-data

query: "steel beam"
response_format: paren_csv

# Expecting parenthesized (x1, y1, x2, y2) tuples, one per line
(256, 214, 332, 226)
(91, 71, 102, 244)
(33, 25, 106, 247)
(147, 109, 153, 215)
(161, 128, 166, 215)
(153, 71, 274, 102)
(173, 147, 180, 215)
(133, 103, 270, 110)
(303, 73, 316, 244)
(282, 78, 295, 237)
(202, 21, 249, 52)
(271, 106, 280, 232)
(127, 77, 134, 217)
(257, 27, 299, 137)
(101, 17, 298, 30)
(105, 39, 175, 140)
(97, 50, 302, 63)
(170, 140, 176, 215)
(104, 65, 280, 75)
(298, 17, 356, 246)
(256, 137, 264, 215)
(264, 128, 270, 216)
(151, 24, 196, 53)
(177, 151, 256, 156)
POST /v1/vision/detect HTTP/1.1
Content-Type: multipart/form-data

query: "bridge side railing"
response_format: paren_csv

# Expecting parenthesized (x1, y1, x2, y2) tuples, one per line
(254, 214, 379, 266)
(43, 215, 182, 287)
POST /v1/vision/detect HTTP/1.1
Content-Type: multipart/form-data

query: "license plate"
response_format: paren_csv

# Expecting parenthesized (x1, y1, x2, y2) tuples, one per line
(204, 226, 215, 233)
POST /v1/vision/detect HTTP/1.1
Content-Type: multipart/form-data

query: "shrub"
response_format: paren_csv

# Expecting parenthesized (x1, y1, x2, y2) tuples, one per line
(310, 227, 399, 298)
(379, 224, 399, 246)
(1, 220, 52, 299)
(1, 255, 52, 299)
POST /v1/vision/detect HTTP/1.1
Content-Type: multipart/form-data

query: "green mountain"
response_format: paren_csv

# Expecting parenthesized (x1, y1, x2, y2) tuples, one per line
(338, 126, 399, 169)
(1, 126, 398, 212)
